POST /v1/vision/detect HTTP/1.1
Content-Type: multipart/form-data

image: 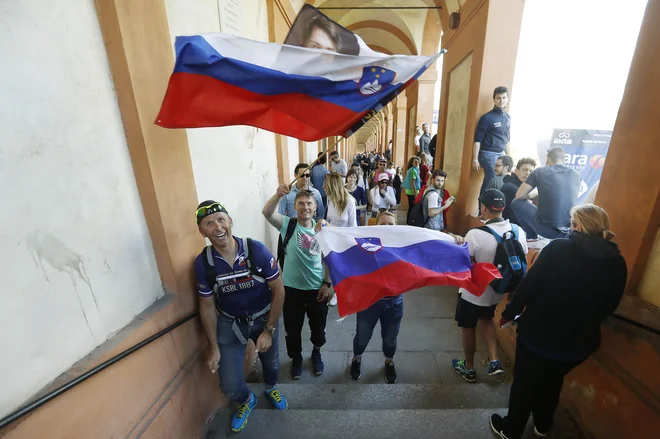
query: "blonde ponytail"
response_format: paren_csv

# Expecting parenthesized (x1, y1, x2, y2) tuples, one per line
(570, 204, 615, 241)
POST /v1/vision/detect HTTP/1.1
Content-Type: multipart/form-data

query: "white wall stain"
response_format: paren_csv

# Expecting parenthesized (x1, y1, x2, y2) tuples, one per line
(25, 230, 104, 341)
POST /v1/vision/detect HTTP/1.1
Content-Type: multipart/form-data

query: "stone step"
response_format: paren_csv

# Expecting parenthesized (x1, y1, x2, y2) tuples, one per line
(249, 383, 510, 410)
(206, 408, 506, 439)
(249, 351, 513, 386)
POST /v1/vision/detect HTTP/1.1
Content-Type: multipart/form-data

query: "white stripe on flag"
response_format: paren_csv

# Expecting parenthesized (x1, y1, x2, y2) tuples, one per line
(315, 225, 457, 255)
(200, 34, 438, 85)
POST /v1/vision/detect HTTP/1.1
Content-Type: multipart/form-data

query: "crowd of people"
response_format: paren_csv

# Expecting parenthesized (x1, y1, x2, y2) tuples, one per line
(193, 85, 627, 437)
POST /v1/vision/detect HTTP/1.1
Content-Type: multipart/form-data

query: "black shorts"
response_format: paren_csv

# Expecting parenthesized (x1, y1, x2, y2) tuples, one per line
(454, 294, 497, 328)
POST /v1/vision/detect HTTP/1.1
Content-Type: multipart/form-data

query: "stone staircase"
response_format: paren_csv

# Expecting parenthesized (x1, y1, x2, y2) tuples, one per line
(205, 286, 584, 439)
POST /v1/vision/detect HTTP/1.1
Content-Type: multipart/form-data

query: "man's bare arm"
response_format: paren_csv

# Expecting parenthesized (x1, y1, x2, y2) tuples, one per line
(515, 182, 534, 200)
(262, 185, 289, 229)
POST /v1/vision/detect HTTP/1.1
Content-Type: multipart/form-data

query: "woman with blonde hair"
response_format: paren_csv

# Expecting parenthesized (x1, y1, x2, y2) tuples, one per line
(324, 173, 357, 228)
(491, 204, 626, 439)
(323, 173, 357, 306)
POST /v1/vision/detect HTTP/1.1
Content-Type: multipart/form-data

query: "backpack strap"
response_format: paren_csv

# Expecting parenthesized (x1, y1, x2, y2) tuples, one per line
(283, 218, 297, 250)
(203, 245, 218, 294)
(202, 245, 216, 292)
(279, 218, 298, 267)
(477, 225, 504, 244)
(421, 189, 437, 226)
(242, 238, 266, 282)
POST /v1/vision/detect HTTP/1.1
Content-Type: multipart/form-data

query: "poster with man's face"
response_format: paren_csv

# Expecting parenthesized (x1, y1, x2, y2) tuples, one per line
(284, 4, 361, 55)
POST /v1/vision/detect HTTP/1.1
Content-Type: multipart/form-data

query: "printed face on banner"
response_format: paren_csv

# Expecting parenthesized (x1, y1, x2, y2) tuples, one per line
(284, 4, 360, 55)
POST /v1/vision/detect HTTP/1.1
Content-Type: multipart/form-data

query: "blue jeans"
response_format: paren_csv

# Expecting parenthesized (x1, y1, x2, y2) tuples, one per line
(353, 296, 404, 359)
(478, 150, 503, 197)
(216, 313, 279, 404)
(510, 198, 567, 240)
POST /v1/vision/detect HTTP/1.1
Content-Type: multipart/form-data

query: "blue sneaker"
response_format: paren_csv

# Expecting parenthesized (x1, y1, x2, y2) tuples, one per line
(264, 386, 288, 410)
(488, 360, 505, 376)
(451, 358, 476, 383)
(230, 392, 257, 432)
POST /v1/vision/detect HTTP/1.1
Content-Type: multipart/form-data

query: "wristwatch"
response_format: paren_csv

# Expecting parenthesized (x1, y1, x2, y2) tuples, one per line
(264, 325, 276, 336)
(322, 281, 332, 288)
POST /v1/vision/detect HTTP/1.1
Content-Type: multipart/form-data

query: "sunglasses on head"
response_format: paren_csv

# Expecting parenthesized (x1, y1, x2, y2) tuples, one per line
(195, 202, 226, 221)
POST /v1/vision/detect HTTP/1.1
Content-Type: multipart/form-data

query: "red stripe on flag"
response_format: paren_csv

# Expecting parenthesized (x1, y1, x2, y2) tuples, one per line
(333, 260, 500, 317)
(155, 72, 367, 141)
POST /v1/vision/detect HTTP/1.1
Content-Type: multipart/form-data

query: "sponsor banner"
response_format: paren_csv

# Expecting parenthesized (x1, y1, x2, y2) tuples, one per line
(550, 129, 612, 202)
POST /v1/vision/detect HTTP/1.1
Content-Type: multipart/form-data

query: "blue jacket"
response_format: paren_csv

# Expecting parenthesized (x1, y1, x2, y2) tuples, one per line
(474, 107, 511, 153)
(311, 164, 330, 199)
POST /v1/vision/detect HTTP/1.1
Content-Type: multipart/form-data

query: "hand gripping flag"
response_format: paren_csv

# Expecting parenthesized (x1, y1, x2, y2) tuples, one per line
(315, 226, 502, 317)
(155, 33, 440, 141)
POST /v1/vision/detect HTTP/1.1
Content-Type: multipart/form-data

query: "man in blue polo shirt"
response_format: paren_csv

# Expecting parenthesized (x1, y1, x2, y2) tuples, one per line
(473, 86, 512, 202)
(194, 200, 287, 433)
(279, 163, 325, 220)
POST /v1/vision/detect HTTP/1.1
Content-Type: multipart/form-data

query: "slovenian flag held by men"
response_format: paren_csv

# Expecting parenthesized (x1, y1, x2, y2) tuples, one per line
(315, 226, 501, 317)
(155, 34, 440, 141)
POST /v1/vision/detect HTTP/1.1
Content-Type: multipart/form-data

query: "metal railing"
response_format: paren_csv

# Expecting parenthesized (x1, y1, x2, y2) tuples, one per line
(0, 312, 198, 430)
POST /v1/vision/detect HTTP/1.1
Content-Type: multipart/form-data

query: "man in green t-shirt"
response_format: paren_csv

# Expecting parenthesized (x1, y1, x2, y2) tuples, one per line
(263, 184, 332, 380)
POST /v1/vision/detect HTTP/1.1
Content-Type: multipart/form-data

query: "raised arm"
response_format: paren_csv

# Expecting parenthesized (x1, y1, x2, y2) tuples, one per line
(262, 184, 289, 230)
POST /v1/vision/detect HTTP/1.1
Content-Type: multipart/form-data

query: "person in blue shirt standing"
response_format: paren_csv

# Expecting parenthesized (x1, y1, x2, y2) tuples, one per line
(473, 86, 512, 204)
(311, 152, 330, 211)
(278, 163, 325, 220)
(194, 200, 287, 433)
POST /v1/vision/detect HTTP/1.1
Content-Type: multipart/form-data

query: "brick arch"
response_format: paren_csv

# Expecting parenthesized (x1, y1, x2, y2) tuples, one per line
(346, 20, 418, 55)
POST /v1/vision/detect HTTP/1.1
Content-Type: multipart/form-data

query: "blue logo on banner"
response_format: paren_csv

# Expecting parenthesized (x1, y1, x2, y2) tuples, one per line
(358, 66, 396, 95)
(355, 237, 383, 253)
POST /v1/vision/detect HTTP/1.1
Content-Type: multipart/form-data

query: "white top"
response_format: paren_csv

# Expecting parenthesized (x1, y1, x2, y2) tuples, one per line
(326, 197, 358, 227)
(459, 220, 528, 307)
(427, 191, 441, 209)
(414, 135, 421, 147)
(369, 186, 397, 211)
(330, 159, 348, 177)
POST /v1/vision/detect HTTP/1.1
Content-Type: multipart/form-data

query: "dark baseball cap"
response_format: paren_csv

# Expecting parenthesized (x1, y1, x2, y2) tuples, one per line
(196, 200, 228, 224)
(480, 189, 506, 211)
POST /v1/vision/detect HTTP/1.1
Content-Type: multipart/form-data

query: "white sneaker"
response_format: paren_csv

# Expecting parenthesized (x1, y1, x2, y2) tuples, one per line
(329, 294, 338, 307)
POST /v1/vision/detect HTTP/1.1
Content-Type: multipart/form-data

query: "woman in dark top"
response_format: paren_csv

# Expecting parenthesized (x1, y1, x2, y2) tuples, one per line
(490, 204, 627, 439)
(392, 167, 402, 204)
(346, 169, 367, 225)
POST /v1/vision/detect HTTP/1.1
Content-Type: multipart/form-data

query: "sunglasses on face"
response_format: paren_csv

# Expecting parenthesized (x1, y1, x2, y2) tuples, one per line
(300, 173, 311, 178)
(379, 181, 388, 184)
(195, 202, 226, 221)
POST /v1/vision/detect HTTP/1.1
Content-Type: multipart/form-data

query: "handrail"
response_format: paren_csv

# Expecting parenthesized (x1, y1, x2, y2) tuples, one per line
(0, 312, 198, 430)
(610, 312, 660, 337)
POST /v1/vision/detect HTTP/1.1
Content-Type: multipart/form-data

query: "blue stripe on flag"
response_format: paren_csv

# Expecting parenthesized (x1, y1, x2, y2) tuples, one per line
(323, 240, 472, 286)
(172, 36, 400, 114)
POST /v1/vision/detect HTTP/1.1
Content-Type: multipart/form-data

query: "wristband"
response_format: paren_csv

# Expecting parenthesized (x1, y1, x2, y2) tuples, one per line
(322, 281, 332, 288)
(473, 160, 478, 163)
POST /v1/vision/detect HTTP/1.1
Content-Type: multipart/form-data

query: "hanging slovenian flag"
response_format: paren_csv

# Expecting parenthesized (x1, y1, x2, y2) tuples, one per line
(315, 226, 501, 317)
(155, 33, 440, 141)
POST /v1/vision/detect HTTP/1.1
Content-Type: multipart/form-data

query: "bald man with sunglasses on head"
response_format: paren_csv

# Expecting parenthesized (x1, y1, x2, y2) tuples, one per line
(194, 201, 287, 433)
